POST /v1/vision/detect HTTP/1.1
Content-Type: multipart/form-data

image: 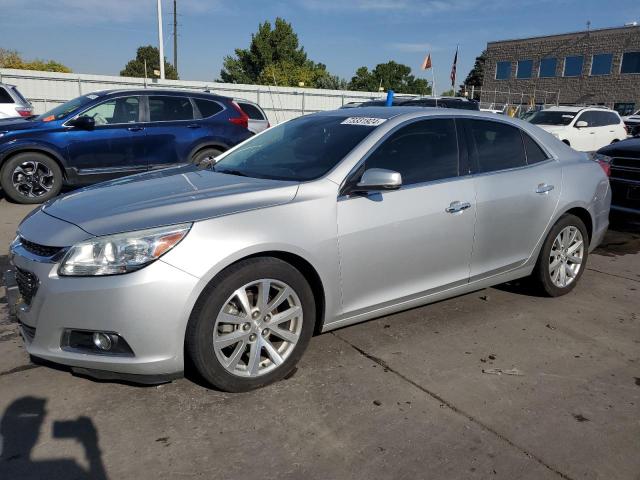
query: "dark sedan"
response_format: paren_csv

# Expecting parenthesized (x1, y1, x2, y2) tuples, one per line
(596, 137, 640, 215)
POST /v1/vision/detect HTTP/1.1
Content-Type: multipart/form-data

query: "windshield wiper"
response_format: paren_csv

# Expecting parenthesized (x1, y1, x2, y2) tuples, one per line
(214, 168, 250, 178)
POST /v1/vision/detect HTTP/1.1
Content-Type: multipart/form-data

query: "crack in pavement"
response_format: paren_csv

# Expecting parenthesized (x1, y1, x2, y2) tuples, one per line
(332, 331, 576, 480)
(586, 266, 640, 284)
(0, 363, 40, 378)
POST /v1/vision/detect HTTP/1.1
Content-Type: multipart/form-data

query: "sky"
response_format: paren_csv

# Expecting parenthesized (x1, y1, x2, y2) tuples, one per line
(1, 0, 639, 94)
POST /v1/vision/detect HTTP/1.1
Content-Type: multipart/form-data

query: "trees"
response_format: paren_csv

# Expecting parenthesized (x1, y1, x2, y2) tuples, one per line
(349, 61, 431, 95)
(220, 18, 346, 89)
(459, 50, 486, 97)
(0, 48, 71, 73)
(120, 46, 178, 80)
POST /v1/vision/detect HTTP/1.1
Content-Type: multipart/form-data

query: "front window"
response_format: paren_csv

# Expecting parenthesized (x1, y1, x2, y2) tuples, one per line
(496, 61, 511, 80)
(564, 56, 584, 77)
(529, 110, 576, 126)
(36, 95, 96, 122)
(590, 53, 613, 76)
(516, 60, 533, 79)
(212, 115, 380, 181)
(79, 97, 140, 125)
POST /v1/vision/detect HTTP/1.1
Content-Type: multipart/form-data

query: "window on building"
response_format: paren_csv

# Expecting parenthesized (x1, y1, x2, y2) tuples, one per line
(590, 53, 613, 76)
(516, 60, 533, 79)
(563, 56, 584, 77)
(495, 61, 511, 80)
(467, 120, 527, 173)
(539, 58, 557, 78)
(613, 103, 636, 116)
(364, 119, 459, 185)
(621, 52, 640, 74)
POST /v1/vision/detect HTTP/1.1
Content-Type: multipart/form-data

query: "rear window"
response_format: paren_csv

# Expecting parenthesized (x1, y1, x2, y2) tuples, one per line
(522, 132, 549, 164)
(0, 87, 14, 104)
(238, 102, 265, 120)
(467, 119, 527, 173)
(194, 98, 223, 118)
(149, 96, 194, 122)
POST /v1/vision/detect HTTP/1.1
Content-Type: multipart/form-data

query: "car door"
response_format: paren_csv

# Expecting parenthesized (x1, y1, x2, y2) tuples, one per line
(463, 119, 562, 279)
(336, 118, 476, 315)
(65, 95, 147, 180)
(143, 95, 204, 169)
(572, 111, 599, 151)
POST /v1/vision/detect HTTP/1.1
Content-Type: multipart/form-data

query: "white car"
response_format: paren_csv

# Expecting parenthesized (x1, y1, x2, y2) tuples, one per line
(0, 83, 33, 119)
(235, 99, 269, 134)
(529, 106, 627, 152)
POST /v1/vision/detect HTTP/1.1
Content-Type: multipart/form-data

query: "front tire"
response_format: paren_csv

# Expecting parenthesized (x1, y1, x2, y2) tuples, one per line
(532, 214, 589, 297)
(1, 152, 62, 204)
(186, 257, 315, 392)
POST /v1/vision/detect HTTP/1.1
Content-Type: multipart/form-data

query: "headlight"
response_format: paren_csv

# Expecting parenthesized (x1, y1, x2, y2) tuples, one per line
(59, 223, 191, 276)
(591, 152, 612, 163)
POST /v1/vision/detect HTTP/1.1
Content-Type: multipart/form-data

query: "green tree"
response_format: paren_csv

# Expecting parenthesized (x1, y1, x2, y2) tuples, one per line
(441, 88, 455, 97)
(0, 48, 72, 73)
(349, 61, 430, 95)
(220, 18, 346, 89)
(459, 50, 486, 98)
(120, 45, 178, 80)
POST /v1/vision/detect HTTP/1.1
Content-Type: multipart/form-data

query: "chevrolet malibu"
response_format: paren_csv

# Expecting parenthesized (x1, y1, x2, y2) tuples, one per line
(8, 107, 611, 392)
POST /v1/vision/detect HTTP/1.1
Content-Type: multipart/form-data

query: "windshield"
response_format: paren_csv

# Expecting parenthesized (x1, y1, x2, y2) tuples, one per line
(529, 111, 576, 126)
(36, 95, 96, 122)
(212, 115, 381, 181)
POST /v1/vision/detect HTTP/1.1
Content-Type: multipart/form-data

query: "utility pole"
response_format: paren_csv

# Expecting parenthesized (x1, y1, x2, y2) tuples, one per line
(173, 0, 178, 76)
(157, 0, 165, 79)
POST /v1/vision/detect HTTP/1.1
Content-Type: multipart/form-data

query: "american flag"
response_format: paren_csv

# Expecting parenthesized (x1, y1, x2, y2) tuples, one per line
(450, 46, 458, 87)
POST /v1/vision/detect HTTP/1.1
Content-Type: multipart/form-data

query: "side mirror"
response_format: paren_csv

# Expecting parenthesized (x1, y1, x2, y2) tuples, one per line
(575, 120, 588, 128)
(68, 115, 95, 130)
(353, 168, 402, 192)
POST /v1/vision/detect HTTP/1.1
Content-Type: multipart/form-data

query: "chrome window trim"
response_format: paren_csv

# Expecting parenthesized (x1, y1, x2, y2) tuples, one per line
(63, 94, 145, 127)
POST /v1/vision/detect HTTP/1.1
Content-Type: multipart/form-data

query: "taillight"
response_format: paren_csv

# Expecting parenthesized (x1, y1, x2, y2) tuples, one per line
(597, 160, 611, 177)
(15, 106, 33, 117)
(229, 101, 249, 129)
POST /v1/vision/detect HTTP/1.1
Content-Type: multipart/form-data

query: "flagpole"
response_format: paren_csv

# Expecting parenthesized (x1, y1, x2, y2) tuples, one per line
(431, 62, 437, 106)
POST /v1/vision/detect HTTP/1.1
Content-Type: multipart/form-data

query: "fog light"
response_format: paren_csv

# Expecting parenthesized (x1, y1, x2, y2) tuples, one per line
(92, 332, 112, 351)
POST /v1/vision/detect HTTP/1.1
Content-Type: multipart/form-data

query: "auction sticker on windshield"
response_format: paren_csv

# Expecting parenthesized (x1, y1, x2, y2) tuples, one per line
(341, 117, 387, 126)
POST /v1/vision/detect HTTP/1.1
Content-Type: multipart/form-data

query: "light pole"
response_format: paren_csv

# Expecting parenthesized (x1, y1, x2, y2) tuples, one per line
(157, 0, 165, 79)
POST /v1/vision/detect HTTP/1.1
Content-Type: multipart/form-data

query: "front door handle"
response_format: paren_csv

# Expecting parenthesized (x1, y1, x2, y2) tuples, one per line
(536, 183, 554, 194)
(446, 201, 471, 214)
(127, 126, 144, 132)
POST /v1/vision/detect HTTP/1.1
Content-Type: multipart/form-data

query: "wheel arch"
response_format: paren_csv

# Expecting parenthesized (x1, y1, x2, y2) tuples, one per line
(1, 147, 68, 180)
(563, 206, 593, 242)
(188, 142, 229, 161)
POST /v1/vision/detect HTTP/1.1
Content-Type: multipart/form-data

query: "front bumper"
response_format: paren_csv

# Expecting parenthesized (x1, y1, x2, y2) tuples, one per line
(8, 247, 202, 378)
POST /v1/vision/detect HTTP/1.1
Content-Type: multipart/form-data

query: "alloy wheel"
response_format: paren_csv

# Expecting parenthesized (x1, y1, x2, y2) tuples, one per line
(213, 279, 303, 377)
(11, 161, 55, 198)
(549, 225, 584, 288)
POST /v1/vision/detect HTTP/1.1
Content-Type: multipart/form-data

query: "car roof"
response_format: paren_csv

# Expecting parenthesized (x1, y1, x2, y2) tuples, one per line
(97, 88, 230, 100)
(315, 106, 521, 121)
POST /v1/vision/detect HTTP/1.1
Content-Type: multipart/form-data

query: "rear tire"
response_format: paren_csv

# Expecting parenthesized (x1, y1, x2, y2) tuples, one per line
(186, 257, 315, 392)
(191, 147, 222, 168)
(532, 214, 589, 297)
(1, 152, 62, 204)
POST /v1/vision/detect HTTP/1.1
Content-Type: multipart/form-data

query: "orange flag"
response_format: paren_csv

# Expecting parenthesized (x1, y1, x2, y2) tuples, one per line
(421, 53, 432, 70)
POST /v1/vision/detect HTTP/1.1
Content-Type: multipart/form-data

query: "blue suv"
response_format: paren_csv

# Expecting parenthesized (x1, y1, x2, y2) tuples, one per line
(0, 89, 253, 203)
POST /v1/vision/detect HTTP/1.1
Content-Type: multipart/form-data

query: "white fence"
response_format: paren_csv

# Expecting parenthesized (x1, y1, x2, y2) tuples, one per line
(0, 69, 393, 124)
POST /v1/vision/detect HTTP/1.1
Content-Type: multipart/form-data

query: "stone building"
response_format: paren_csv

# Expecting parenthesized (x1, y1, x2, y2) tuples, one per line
(481, 24, 640, 115)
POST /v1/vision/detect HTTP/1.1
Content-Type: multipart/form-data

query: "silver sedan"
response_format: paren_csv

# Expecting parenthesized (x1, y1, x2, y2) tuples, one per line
(8, 107, 611, 391)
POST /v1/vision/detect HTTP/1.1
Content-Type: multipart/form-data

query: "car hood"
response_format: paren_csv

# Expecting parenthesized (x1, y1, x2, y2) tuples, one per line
(0, 117, 47, 132)
(598, 137, 640, 158)
(42, 165, 300, 237)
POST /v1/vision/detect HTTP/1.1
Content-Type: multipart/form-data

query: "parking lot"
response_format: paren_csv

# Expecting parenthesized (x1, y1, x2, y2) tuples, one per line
(0, 196, 637, 480)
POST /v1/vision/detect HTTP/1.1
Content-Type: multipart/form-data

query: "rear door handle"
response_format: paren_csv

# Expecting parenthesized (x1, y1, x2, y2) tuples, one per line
(446, 201, 471, 214)
(187, 124, 201, 129)
(127, 126, 144, 132)
(536, 183, 554, 194)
